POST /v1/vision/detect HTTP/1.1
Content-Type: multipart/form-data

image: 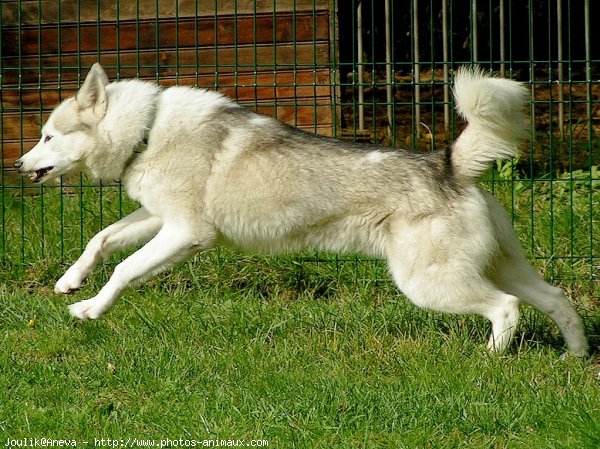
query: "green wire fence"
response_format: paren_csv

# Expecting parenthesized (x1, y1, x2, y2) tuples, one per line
(0, 0, 598, 293)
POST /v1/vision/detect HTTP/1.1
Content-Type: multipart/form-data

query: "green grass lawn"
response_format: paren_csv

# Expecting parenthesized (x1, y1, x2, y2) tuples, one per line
(1, 171, 598, 448)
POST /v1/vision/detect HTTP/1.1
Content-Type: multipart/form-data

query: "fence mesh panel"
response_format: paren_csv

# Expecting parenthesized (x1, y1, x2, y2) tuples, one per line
(1, 0, 598, 292)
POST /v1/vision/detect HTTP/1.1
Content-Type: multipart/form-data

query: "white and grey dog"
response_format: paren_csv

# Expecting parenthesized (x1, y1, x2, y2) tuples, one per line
(16, 63, 588, 356)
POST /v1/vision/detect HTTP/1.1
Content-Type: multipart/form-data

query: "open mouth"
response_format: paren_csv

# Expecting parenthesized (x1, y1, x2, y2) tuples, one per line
(28, 166, 54, 183)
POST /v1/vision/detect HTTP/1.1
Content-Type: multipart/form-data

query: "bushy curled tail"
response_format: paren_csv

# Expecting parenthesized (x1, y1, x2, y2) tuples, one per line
(451, 66, 528, 182)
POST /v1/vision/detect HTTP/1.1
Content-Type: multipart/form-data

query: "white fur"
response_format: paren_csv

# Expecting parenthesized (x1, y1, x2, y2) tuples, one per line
(16, 64, 588, 357)
(452, 66, 528, 181)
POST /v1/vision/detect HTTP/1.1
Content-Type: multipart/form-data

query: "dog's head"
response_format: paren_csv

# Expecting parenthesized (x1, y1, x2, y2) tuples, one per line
(14, 63, 109, 183)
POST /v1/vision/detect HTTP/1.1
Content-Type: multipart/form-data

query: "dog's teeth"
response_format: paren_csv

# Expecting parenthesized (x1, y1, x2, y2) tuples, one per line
(27, 167, 53, 183)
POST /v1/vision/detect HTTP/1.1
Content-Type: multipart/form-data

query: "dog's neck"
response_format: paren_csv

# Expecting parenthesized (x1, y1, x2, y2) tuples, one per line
(121, 105, 156, 176)
(86, 80, 161, 181)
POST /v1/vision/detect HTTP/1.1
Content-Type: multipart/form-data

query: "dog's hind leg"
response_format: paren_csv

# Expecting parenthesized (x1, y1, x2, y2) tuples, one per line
(55, 207, 161, 294)
(482, 190, 588, 356)
(490, 254, 589, 357)
(68, 223, 214, 320)
(479, 293, 521, 354)
(386, 250, 521, 353)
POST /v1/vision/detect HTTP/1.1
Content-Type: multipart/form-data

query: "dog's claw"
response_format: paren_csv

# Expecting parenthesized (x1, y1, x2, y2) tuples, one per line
(55, 286, 77, 295)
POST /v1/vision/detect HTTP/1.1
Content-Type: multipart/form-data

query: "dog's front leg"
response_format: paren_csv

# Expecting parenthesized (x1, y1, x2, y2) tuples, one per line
(67, 224, 206, 320)
(55, 207, 161, 294)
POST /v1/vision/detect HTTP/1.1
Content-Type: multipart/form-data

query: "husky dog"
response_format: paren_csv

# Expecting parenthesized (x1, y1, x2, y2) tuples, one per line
(16, 63, 588, 356)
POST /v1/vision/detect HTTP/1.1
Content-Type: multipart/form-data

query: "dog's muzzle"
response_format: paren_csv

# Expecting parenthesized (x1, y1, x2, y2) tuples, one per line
(14, 158, 55, 183)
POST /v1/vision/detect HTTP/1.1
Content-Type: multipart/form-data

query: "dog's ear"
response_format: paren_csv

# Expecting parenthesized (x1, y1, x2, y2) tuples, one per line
(76, 63, 109, 124)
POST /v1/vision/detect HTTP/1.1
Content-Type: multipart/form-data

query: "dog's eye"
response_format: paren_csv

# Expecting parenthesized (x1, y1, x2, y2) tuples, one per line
(44, 135, 53, 143)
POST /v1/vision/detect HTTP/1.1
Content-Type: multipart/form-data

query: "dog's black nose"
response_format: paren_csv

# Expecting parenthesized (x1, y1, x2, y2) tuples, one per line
(14, 159, 23, 170)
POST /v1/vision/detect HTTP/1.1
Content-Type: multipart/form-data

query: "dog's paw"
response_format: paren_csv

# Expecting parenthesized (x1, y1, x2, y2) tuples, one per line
(55, 267, 87, 294)
(559, 349, 590, 360)
(68, 298, 107, 320)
